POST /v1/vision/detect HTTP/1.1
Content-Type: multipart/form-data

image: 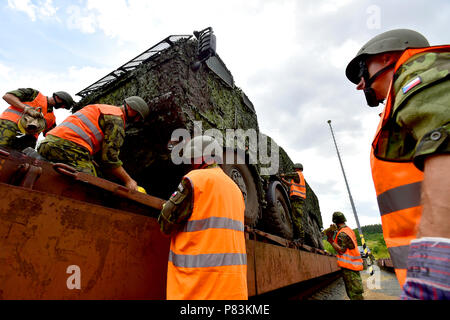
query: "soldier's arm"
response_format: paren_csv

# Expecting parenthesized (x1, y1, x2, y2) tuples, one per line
(3, 88, 39, 111)
(99, 115, 137, 190)
(158, 178, 193, 236)
(280, 172, 300, 185)
(393, 56, 450, 238)
(418, 154, 450, 238)
(99, 115, 125, 169)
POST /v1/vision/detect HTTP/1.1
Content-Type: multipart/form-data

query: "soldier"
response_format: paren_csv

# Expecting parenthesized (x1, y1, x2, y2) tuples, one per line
(38, 96, 149, 191)
(326, 211, 364, 300)
(158, 135, 248, 300)
(281, 163, 307, 242)
(345, 29, 449, 299)
(0, 88, 74, 150)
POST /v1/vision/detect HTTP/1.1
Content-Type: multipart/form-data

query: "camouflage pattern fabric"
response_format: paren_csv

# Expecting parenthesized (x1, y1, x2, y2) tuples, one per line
(0, 119, 20, 148)
(38, 134, 97, 176)
(342, 268, 364, 300)
(0, 119, 37, 150)
(98, 114, 125, 169)
(377, 51, 450, 170)
(158, 177, 193, 235)
(336, 228, 355, 250)
(291, 198, 305, 240)
(6, 88, 41, 106)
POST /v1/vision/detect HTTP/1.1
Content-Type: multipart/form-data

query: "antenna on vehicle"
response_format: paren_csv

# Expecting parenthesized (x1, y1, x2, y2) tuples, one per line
(327, 120, 374, 276)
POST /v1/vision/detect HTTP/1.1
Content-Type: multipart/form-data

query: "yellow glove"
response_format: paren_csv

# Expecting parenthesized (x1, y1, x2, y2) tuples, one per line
(137, 186, 147, 194)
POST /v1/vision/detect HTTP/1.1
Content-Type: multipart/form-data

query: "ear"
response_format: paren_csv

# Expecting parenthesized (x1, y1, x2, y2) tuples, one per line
(384, 51, 402, 65)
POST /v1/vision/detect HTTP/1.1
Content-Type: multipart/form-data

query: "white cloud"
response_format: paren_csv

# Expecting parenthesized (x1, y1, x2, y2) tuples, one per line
(7, 0, 58, 21)
(0, 63, 12, 80)
(66, 5, 97, 33)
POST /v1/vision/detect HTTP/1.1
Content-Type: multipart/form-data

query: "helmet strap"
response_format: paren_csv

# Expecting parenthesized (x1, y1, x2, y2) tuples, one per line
(124, 101, 131, 122)
(360, 61, 396, 107)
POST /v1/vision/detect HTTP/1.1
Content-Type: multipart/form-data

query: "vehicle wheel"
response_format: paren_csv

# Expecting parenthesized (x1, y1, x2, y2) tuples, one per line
(312, 217, 324, 250)
(304, 213, 324, 249)
(221, 155, 260, 227)
(262, 181, 294, 240)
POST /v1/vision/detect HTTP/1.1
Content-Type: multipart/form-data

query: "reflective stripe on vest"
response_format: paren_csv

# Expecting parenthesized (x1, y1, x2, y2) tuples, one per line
(0, 92, 49, 124)
(334, 226, 364, 271)
(290, 171, 306, 199)
(47, 104, 124, 154)
(370, 45, 450, 288)
(167, 167, 247, 300)
(183, 216, 245, 233)
(169, 251, 247, 268)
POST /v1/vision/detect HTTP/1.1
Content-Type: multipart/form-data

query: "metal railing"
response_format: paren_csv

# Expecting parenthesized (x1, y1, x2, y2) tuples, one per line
(76, 35, 192, 98)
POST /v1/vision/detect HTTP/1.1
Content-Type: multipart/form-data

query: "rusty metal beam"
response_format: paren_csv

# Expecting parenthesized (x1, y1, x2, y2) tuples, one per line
(246, 240, 339, 295)
(0, 183, 170, 299)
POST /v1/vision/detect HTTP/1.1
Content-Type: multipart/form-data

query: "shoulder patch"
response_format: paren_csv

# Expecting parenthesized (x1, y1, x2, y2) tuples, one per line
(402, 76, 422, 94)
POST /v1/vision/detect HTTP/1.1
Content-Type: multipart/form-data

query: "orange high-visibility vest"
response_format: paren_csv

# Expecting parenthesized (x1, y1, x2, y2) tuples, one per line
(166, 167, 248, 300)
(334, 226, 363, 271)
(0, 92, 54, 137)
(47, 104, 124, 155)
(43, 112, 56, 133)
(289, 171, 306, 199)
(371, 45, 450, 288)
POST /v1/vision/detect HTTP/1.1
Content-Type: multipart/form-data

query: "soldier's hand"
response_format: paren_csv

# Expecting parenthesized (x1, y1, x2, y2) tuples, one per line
(125, 178, 138, 191)
(24, 105, 43, 118)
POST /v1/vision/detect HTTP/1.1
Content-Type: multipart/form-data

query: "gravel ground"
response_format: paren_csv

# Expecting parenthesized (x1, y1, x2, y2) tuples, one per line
(308, 268, 402, 300)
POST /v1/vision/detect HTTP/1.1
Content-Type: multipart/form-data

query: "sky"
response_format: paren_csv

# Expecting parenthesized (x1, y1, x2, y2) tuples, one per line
(1, 0, 448, 231)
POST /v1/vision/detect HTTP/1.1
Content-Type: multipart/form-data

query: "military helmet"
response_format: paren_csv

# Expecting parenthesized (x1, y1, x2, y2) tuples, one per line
(182, 135, 222, 162)
(53, 91, 74, 109)
(124, 96, 150, 121)
(346, 29, 430, 84)
(18, 113, 46, 135)
(332, 211, 347, 224)
(293, 163, 303, 171)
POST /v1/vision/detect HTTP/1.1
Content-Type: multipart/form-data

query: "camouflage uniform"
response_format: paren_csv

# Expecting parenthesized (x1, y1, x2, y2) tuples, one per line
(282, 172, 305, 240)
(0, 120, 21, 148)
(158, 164, 217, 235)
(38, 114, 125, 176)
(375, 51, 450, 166)
(335, 226, 364, 300)
(0, 88, 52, 150)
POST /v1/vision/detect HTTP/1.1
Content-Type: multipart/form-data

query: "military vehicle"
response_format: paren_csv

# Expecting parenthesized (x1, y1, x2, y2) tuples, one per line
(0, 28, 335, 299)
(75, 27, 324, 249)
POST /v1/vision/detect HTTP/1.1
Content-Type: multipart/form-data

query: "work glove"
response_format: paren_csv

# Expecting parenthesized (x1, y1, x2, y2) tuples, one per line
(23, 105, 43, 118)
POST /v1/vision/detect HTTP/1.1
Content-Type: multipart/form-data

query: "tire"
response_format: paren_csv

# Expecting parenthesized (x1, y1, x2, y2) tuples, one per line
(221, 152, 260, 227)
(304, 212, 324, 249)
(262, 181, 294, 240)
(312, 218, 324, 250)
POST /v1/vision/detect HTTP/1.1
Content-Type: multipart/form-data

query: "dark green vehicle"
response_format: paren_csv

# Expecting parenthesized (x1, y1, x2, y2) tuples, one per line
(75, 27, 324, 249)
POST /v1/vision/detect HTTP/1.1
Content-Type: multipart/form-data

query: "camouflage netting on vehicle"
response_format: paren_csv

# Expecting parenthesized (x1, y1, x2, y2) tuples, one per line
(76, 38, 258, 198)
(75, 36, 323, 239)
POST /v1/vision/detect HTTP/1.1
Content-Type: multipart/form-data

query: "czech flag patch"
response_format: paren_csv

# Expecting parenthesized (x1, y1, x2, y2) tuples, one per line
(402, 76, 422, 94)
